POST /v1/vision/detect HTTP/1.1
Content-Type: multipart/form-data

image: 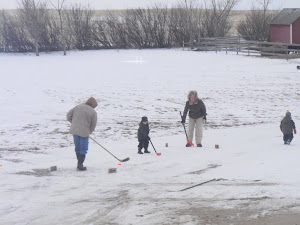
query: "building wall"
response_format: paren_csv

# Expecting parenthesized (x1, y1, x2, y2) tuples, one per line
(292, 17, 300, 44)
(270, 25, 290, 44)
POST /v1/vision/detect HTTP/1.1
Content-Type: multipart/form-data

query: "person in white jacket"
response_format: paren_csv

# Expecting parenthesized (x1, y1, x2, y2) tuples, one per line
(67, 97, 98, 171)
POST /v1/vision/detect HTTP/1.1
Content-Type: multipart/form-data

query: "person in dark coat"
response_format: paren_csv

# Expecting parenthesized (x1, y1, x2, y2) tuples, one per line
(280, 110, 296, 145)
(181, 91, 207, 147)
(138, 116, 150, 154)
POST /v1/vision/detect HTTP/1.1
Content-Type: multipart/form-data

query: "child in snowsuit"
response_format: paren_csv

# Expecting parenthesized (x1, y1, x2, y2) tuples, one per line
(280, 110, 296, 145)
(138, 116, 150, 154)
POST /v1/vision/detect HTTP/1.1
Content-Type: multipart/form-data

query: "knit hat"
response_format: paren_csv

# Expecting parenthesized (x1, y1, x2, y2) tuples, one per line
(286, 110, 291, 117)
(86, 97, 98, 108)
(142, 116, 148, 122)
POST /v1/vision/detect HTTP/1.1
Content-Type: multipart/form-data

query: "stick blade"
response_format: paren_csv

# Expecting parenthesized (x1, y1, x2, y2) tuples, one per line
(121, 157, 130, 162)
(156, 153, 161, 156)
(187, 139, 194, 146)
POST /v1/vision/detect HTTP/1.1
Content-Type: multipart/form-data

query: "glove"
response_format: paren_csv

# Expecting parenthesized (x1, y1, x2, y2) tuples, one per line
(203, 116, 207, 123)
(148, 136, 151, 140)
(181, 119, 185, 124)
(294, 129, 297, 134)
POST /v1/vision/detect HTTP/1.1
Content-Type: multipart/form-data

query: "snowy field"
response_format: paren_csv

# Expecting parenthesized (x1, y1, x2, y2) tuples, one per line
(0, 49, 300, 224)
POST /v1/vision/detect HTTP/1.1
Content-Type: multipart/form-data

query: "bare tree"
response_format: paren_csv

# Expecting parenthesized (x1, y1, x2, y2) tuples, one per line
(237, 0, 275, 41)
(184, 0, 200, 48)
(151, 5, 173, 48)
(169, 5, 190, 46)
(0, 11, 3, 51)
(105, 11, 128, 48)
(0, 0, 241, 53)
(18, 0, 50, 56)
(0, 10, 34, 52)
(169, 0, 203, 47)
(122, 9, 147, 48)
(202, 0, 238, 37)
(50, 0, 68, 55)
(65, 3, 94, 50)
(92, 19, 113, 49)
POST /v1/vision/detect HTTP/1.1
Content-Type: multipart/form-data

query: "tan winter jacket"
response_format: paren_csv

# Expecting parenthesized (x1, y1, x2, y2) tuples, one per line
(67, 103, 97, 137)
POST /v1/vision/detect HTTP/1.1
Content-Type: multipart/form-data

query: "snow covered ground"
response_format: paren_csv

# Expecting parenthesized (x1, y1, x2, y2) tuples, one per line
(0, 49, 300, 224)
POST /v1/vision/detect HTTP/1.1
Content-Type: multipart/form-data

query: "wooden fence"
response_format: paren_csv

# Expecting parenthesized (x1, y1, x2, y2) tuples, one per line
(188, 37, 300, 60)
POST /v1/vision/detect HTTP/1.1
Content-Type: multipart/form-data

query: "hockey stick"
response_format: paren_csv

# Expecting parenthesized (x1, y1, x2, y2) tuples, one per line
(180, 111, 194, 146)
(179, 179, 216, 191)
(179, 179, 225, 192)
(149, 139, 161, 156)
(89, 137, 130, 162)
(168, 179, 225, 192)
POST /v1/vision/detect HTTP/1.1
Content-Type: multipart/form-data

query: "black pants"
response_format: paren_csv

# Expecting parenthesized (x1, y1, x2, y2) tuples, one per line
(138, 139, 149, 150)
(283, 133, 293, 143)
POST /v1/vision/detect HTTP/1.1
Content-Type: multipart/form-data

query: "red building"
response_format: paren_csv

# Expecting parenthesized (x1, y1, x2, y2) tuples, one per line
(270, 8, 300, 44)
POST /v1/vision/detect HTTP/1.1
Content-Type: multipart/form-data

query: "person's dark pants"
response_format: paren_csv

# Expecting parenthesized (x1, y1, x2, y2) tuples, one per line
(283, 133, 293, 143)
(138, 139, 149, 151)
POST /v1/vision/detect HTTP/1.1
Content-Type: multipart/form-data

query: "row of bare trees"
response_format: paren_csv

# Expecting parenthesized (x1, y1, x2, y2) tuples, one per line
(237, 0, 276, 41)
(0, 0, 239, 55)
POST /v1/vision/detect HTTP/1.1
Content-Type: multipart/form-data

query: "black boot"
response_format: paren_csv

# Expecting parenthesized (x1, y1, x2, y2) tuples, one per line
(186, 143, 192, 147)
(138, 148, 143, 154)
(144, 149, 150, 153)
(197, 144, 202, 147)
(77, 154, 87, 171)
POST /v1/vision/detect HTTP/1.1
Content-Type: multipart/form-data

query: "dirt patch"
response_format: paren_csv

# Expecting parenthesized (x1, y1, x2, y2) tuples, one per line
(16, 169, 52, 177)
(69, 187, 300, 225)
(178, 205, 300, 225)
(188, 164, 222, 175)
(0, 147, 40, 152)
(47, 128, 69, 135)
(2, 158, 23, 163)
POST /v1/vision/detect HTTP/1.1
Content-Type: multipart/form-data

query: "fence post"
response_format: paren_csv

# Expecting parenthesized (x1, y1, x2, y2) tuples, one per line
(248, 43, 250, 56)
(286, 44, 288, 61)
(259, 42, 261, 56)
(237, 36, 240, 55)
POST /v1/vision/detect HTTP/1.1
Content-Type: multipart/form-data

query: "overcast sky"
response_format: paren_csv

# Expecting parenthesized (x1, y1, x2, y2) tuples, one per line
(0, 0, 299, 10)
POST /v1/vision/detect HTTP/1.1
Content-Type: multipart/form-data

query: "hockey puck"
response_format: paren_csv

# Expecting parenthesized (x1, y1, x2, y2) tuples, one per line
(215, 145, 219, 149)
(108, 168, 117, 173)
(50, 166, 57, 172)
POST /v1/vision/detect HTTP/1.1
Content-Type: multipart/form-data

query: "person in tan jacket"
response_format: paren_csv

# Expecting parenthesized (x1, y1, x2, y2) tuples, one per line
(181, 91, 207, 147)
(67, 97, 98, 171)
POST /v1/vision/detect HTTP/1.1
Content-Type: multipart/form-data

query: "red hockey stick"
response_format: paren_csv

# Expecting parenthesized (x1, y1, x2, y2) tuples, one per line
(180, 111, 194, 146)
(149, 139, 161, 156)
